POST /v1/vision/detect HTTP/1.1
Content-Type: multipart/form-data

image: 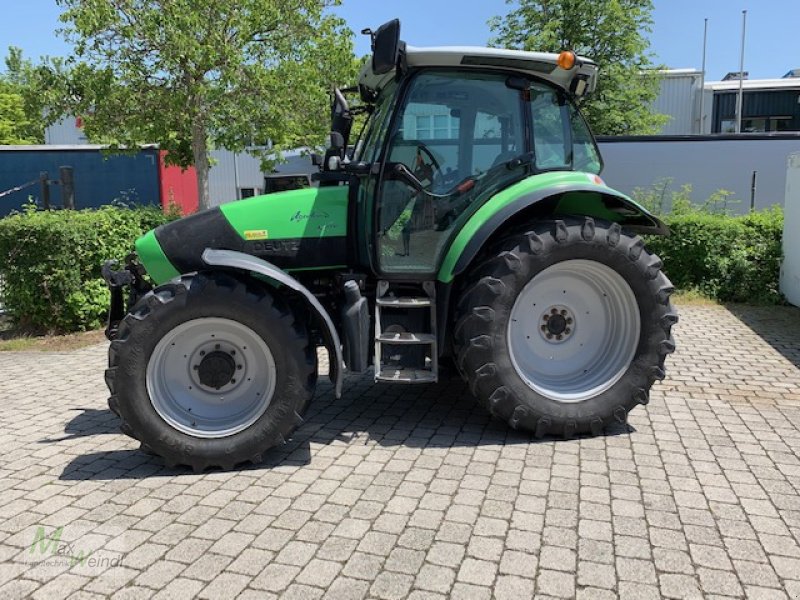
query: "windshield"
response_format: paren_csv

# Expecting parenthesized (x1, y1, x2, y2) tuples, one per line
(354, 81, 397, 164)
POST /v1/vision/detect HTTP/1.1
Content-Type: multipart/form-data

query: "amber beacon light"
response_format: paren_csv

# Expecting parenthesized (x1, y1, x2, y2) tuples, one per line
(557, 50, 576, 70)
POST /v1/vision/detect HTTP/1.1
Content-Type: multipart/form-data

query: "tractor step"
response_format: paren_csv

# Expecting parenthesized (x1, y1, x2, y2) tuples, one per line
(376, 332, 436, 344)
(374, 280, 438, 384)
(376, 296, 432, 308)
(376, 368, 437, 383)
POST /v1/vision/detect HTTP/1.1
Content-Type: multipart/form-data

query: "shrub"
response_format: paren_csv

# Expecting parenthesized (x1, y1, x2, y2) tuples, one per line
(646, 206, 784, 304)
(0, 205, 177, 333)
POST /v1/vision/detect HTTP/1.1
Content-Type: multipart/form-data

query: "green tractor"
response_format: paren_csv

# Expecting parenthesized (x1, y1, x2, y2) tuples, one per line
(103, 20, 677, 471)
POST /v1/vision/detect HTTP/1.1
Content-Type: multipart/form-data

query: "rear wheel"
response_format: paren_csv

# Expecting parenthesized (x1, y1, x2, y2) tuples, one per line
(453, 217, 677, 437)
(106, 272, 316, 471)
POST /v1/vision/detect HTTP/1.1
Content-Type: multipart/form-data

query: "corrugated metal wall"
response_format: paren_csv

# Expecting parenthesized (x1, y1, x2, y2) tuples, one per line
(44, 118, 89, 145)
(0, 147, 160, 217)
(598, 135, 800, 213)
(208, 150, 316, 207)
(653, 73, 703, 135)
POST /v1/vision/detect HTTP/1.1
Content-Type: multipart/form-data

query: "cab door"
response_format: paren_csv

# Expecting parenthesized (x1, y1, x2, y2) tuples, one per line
(374, 70, 526, 277)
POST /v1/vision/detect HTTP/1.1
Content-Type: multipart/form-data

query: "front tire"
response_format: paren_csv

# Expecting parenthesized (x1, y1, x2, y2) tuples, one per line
(453, 217, 677, 438)
(106, 272, 316, 471)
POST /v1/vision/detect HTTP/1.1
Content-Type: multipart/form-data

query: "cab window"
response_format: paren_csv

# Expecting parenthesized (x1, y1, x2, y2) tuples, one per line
(530, 83, 601, 174)
(376, 71, 525, 274)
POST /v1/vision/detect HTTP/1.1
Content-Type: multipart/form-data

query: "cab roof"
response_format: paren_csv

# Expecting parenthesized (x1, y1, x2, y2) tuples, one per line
(358, 45, 598, 98)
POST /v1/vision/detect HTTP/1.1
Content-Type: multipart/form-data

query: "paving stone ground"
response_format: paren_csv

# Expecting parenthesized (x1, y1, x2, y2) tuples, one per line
(0, 303, 799, 599)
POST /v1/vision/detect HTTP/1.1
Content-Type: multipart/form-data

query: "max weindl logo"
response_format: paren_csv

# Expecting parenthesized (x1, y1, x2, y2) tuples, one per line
(28, 526, 122, 569)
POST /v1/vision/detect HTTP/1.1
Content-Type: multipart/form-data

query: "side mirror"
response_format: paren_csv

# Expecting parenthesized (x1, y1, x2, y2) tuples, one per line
(311, 153, 322, 167)
(330, 132, 345, 153)
(372, 19, 401, 75)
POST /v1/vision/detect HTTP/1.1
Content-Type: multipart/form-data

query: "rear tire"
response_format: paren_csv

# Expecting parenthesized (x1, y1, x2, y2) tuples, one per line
(453, 217, 677, 438)
(105, 272, 316, 471)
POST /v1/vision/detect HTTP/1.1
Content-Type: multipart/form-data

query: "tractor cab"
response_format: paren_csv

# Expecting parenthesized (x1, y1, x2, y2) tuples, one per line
(318, 19, 604, 279)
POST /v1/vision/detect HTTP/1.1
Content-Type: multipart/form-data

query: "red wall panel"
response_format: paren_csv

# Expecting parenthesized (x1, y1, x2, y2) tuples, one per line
(159, 151, 198, 214)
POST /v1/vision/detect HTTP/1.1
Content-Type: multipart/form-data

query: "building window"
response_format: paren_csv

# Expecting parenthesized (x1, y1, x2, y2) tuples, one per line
(742, 118, 767, 133)
(720, 116, 792, 133)
(771, 116, 792, 131)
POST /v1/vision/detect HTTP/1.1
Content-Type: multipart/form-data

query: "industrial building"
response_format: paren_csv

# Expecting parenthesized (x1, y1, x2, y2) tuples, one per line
(652, 68, 800, 135)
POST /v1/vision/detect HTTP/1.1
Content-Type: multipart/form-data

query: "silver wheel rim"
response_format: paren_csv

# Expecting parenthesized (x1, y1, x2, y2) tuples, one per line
(146, 317, 276, 438)
(507, 259, 640, 403)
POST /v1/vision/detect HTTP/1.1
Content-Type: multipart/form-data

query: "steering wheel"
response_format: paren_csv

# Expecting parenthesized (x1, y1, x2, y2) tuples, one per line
(410, 141, 442, 189)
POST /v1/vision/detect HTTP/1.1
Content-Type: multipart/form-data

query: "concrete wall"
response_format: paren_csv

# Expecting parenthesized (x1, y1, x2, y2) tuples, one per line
(597, 135, 800, 213)
(781, 153, 800, 307)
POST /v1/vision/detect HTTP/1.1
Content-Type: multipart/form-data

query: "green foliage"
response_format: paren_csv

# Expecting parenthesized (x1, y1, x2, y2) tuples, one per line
(0, 206, 176, 333)
(0, 47, 48, 144)
(489, 0, 667, 135)
(0, 85, 33, 145)
(632, 178, 740, 216)
(646, 207, 785, 304)
(45, 0, 358, 210)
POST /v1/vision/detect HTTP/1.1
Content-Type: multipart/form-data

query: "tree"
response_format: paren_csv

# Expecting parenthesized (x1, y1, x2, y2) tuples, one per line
(0, 85, 34, 145)
(53, 0, 357, 210)
(489, 0, 667, 135)
(0, 47, 48, 144)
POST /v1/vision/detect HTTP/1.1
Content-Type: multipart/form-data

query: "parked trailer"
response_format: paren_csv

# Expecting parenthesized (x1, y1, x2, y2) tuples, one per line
(782, 153, 800, 307)
(597, 134, 800, 214)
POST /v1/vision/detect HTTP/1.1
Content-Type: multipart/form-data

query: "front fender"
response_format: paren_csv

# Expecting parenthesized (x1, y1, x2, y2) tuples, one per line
(437, 173, 667, 283)
(202, 248, 343, 399)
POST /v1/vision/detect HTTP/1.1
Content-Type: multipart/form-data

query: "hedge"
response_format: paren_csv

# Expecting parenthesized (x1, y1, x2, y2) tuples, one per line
(0, 203, 787, 334)
(0, 205, 176, 333)
(646, 207, 784, 304)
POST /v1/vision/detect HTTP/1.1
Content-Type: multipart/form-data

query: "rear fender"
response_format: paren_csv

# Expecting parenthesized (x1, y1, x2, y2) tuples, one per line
(202, 248, 343, 398)
(438, 181, 668, 283)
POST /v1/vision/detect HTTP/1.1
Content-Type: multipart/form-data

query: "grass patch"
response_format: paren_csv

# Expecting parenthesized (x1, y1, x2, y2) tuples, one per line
(671, 289, 720, 306)
(0, 329, 106, 352)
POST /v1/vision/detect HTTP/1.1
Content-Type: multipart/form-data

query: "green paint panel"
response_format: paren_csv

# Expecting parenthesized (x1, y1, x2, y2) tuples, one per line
(220, 186, 349, 240)
(135, 229, 180, 283)
(437, 171, 653, 283)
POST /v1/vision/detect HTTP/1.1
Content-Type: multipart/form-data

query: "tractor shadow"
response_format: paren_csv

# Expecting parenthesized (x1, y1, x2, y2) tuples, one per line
(59, 372, 634, 481)
(726, 303, 800, 370)
(40, 407, 120, 443)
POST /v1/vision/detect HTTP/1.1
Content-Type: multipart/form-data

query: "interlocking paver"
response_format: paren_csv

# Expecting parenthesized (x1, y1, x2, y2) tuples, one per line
(0, 304, 799, 598)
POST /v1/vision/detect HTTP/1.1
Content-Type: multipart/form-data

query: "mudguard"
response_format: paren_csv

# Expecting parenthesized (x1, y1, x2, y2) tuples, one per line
(438, 172, 668, 283)
(202, 248, 344, 398)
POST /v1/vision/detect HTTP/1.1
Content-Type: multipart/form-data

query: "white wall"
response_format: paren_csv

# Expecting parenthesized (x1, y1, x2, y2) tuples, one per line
(598, 136, 800, 213)
(44, 118, 88, 145)
(208, 149, 316, 207)
(781, 153, 800, 307)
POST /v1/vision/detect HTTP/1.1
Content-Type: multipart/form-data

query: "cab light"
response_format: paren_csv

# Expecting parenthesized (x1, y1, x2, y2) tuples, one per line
(557, 51, 576, 70)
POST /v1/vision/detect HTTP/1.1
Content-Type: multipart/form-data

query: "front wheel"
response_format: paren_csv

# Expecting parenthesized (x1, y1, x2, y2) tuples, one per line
(454, 218, 677, 438)
(106, 272, 316, 471)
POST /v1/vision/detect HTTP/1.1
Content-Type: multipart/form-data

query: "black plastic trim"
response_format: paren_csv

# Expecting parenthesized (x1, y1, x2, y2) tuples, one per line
(154, 208, 348, 273)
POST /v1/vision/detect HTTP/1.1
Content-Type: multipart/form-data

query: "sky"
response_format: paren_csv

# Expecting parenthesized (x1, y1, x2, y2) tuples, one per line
(0, 0, 798, 81)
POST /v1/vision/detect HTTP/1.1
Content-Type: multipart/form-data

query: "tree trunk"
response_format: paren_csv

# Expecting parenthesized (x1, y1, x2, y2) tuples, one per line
(191, 120, 211, 211)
